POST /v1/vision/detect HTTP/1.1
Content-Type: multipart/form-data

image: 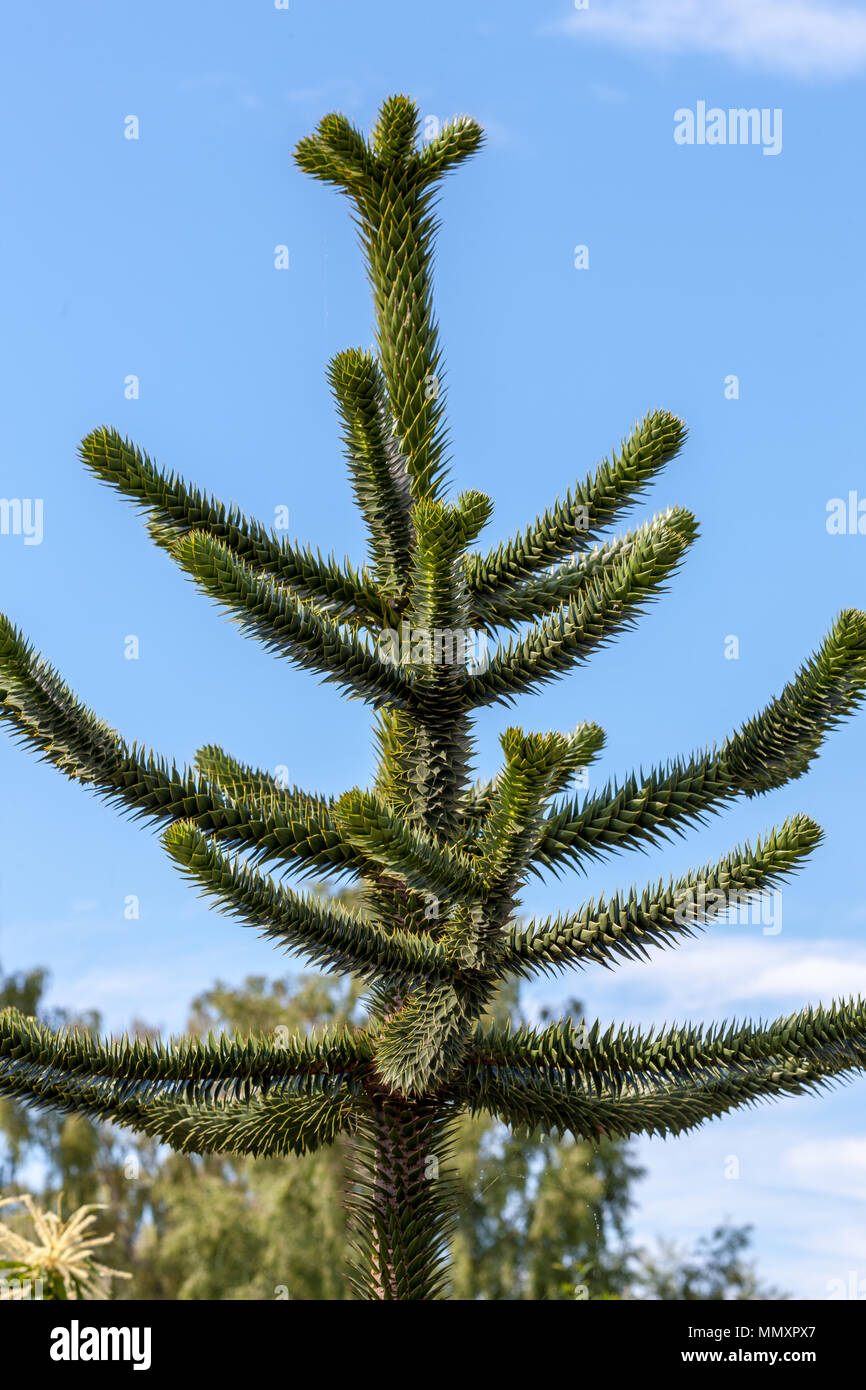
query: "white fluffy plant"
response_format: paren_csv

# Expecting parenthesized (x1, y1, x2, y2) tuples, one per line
(0, 1192, 130, 1300)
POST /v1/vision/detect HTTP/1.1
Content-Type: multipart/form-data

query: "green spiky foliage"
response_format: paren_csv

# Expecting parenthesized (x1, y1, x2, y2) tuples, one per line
(2, 94, 866, 1301)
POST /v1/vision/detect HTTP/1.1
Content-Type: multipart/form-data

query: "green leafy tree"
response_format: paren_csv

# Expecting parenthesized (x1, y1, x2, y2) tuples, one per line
(631, 1225, 786, 1302)
(1, 94, 865, 1300)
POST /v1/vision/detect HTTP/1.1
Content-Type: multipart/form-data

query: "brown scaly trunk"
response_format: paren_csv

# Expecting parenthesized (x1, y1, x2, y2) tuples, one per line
(346, 1094, 455, 1300)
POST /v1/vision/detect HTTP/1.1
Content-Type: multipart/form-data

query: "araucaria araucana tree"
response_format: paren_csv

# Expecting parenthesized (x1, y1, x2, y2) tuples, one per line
(2, 96, 865, 1301)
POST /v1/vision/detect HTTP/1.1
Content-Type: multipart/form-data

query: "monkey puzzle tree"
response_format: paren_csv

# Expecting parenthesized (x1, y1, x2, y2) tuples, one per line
(1, 95, 865, 1301)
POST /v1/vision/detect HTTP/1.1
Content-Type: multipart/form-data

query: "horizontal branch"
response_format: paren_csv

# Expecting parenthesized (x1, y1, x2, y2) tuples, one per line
(0, 1024, 363, 1157)
(465, 998, 866, 1091)
(374, 979, 490, 1097)
(0, 1007, 371, 1093)
(454, 999, 866, 1140)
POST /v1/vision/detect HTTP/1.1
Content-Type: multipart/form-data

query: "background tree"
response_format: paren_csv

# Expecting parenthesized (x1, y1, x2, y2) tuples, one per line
(0, 93, 864, 1300)
(0, 960, 779, 1301)
(631, 1225, 785, 1303)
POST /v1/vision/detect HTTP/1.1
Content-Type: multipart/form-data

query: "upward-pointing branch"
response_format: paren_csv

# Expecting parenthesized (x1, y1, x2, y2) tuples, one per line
(508, 815, 821, 976)
(465, 410, 687, 602)
(464, 512, 695, 707)
(0, 617, 367, 878)
(533, 610, 866, 874)
(295, 96, 484, 501)
(80, 427, 384, 625)
(328, 349, 415, 596)
(163, 821, 456, 985)
(170, 531, 413, 709)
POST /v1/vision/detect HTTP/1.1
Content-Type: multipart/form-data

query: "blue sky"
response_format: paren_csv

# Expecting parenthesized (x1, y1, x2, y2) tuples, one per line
(1, 0, 865, 1297)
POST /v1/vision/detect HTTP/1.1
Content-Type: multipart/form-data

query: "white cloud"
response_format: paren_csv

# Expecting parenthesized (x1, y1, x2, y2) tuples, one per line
(630, 1118, 866, 1296)
(560, 0, 866, 78)
(784, 1136, 866, 1202)
(572, 936, 866, 1015)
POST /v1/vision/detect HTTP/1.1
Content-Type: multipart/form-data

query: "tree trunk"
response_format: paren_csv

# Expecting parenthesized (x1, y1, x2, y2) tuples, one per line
(347, 1096, 454, 1300)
